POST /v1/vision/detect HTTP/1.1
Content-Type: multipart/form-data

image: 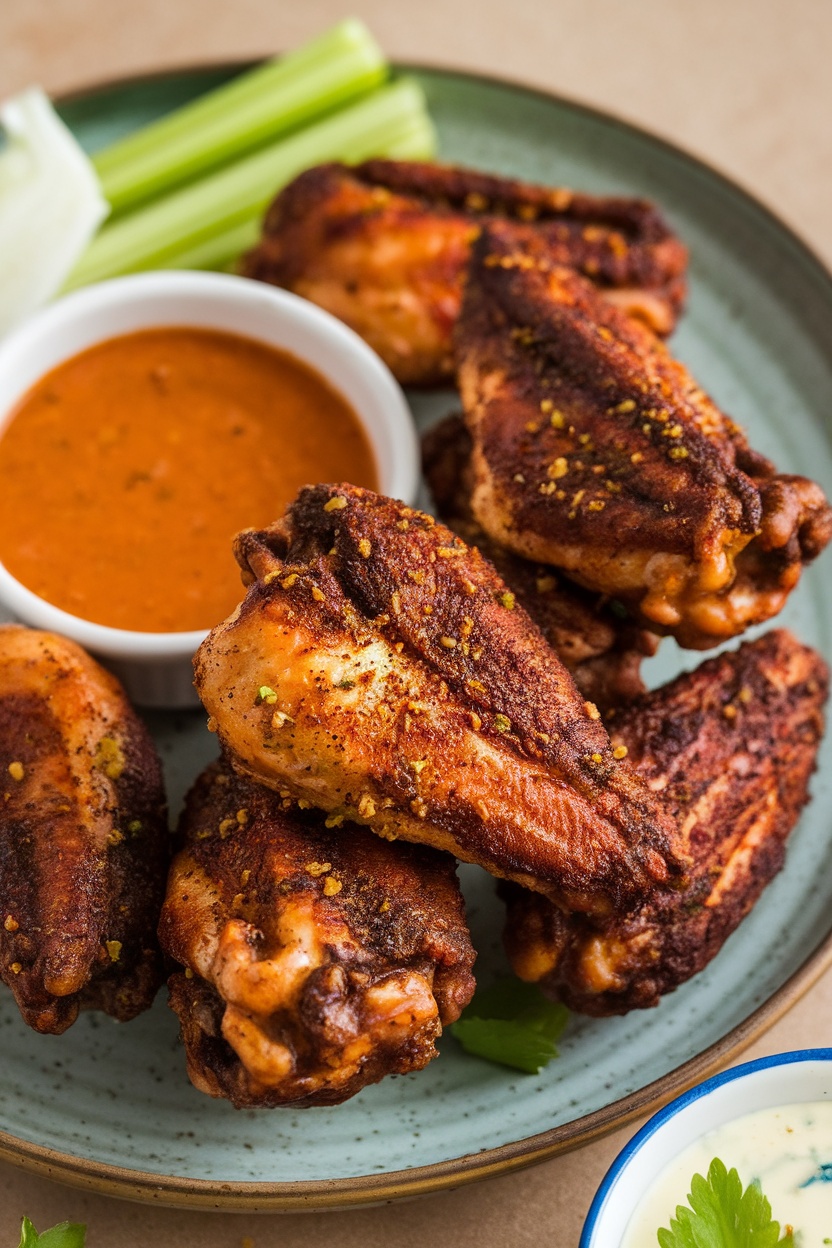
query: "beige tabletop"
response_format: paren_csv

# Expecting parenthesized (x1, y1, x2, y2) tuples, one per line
(2, 0, 832, 1243)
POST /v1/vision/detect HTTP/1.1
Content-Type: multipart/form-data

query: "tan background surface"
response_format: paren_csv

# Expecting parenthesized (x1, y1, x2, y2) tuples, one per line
(2, 0, 832, 1243)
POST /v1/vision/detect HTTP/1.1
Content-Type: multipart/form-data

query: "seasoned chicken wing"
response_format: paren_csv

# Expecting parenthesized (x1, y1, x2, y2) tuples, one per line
(501, 630, 828, 1014)
(242, 160, 688, 385)
(0, 625, 168, 1033)
(457, 222, 832, 648)
(159, 758, 475, 1107)
(422, 412, 658, 710)
(194, 484, 683, 919)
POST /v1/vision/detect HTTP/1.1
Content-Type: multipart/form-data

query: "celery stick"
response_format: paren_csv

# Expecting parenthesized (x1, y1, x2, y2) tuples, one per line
(152, 114, 437, 274)
(64, 79, 435, 290)
(94, 20, 387, 215)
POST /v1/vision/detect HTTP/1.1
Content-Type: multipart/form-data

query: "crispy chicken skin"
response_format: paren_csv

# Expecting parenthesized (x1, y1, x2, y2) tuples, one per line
(0, 625, 168, 1033)
(241, 160, 688, 385)
(194, 484, 683, 918)
(422, 412, 658, 710)
(457, 222, 832, 648)
(501, 630, 828, 1014)
(160, 758, 475, 1108)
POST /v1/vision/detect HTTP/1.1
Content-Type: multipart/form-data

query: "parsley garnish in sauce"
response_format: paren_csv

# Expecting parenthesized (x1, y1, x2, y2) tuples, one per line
(657, 1157, 795, 1247)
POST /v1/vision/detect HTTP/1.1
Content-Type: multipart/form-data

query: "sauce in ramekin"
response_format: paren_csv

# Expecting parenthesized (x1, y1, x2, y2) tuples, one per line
(0, 326, 378, 632)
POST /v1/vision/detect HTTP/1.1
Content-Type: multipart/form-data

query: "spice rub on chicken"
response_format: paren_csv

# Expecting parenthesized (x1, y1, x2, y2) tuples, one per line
(501, 630, 828, 1014)
(160, 758, 475, 1108)
(0, 625, 168, 1034)
(242, 159, 688, 385)
(194, 484, 684, 918)
(422, 412, 658, 711)
(456, 222, 832, 649)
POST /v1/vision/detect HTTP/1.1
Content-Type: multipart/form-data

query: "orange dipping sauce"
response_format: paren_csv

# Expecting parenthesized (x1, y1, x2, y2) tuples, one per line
(0, 327, 378, 632)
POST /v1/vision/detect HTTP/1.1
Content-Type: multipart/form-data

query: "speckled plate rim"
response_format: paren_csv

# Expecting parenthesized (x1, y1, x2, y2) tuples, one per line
(2, 59, 832, 1211)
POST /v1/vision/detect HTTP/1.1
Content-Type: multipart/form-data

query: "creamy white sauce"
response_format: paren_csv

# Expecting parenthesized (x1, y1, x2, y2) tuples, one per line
(622, 1101, 832, 1246)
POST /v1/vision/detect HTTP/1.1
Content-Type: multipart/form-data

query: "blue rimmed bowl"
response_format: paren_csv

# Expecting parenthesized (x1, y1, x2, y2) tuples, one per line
(581, 1049, 832, 1246)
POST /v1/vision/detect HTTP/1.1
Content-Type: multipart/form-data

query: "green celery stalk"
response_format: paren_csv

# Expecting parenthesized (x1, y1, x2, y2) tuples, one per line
(94, 19, 387, 214)
(153, 112, 437, 274)
(63, 78, 436, 290)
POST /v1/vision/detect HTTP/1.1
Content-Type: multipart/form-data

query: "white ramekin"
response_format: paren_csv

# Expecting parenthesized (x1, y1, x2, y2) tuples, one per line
(0, 271, 419, 708)
(581, 1048, 832, 1246)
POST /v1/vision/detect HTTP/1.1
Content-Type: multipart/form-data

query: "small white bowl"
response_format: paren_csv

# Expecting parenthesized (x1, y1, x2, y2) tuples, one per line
(581, 1048, 832, 1247)
(0, 271, 419, 708)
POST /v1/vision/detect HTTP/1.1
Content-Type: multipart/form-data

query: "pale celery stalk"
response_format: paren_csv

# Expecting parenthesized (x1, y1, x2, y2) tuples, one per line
(94, 19, 387, 215)
(154, 112, 437, 274)
(0, 87, 108, 336)
(64, 78, 435, 290)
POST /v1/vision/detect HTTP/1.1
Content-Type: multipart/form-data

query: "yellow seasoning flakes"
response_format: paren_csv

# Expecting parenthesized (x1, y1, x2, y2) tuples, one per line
(584, 701, 601, 721)
(668, 446, 689, 459)
(722, 704, 738, 721)
(738, 686, 753, 704)
(280, 573, 299, 589)
(613, 744, 629, 760)
(325, 813, 344, 829)
(440, 635, 458, 649)
(499, 591, 516, 610)
(310, 585, 326, 602)
(7, 761, 24, 782)
(588, 500, 606, 512)
(494, 713, 512, 734)
(540, 398, 554, 413)
(105, 940, 122, 963)
(469, 710, 482, 731)
(379, 899, 391, 914)
(94, 736, 124, 780)
(548, 457, 568, 480)
(323, 876, 342, 897)
(107, 830, 124, 846)
(256, 685, 278, 704)
(10, 962, 22, 975)
(358, 538, 372, 558)
(616, 399, 636, 413)
(324, 495, 348, 511)
(306, 861, 332, 877)
(357, 792, 377, 818)
(550, 410, 565, 429)
(591, 752, 604, 764)
(630, 451, 644, 464)
(4, 915, 18, 932)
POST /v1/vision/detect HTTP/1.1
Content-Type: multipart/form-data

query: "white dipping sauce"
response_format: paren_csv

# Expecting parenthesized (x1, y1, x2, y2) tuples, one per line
(622, 1101, 832, 1246)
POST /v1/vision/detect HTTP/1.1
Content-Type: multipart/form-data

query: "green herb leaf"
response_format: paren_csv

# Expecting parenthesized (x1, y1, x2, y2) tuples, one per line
(656, 1157, 795, 1248)
(18, 1219, 86, 1248)
(450, 977, 569, 1074)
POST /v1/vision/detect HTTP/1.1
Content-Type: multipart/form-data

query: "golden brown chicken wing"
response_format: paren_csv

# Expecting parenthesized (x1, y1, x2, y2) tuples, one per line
(194, 484, 683, 919)
(0, 625, 168, 1033)
(456, 221, 832, 648)
(242, 160, 688, 385)
(159, 757, 475, 1107)
(422, 412, 658, 710)
(501, 630, 828, 1014)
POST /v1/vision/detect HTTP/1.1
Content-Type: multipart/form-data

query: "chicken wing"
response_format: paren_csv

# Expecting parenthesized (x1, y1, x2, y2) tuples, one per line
(242, 160, 688, 385)
(0, 625, 168, 1033)
(159, 757, 475, 1107)
(456, 222, 832, 648)
(501, 630, 828, 1014)
(422, 412, 658, 710)
(194, 484, 683, 919)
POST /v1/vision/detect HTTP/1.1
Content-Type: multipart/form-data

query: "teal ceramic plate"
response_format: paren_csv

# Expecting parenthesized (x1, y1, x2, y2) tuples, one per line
(2, 65, 832, 1210)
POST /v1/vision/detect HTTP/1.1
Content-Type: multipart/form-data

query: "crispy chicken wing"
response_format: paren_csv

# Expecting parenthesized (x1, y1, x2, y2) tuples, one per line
(422, 412, 658, 709)
(242, 160, 688, 385)
(194, 484, 683, 918)
(501, 630, 828, 1013)
(160, 758, 475, 1107)
(456, 222, 832, 648)
(0, 625, 168, 1033)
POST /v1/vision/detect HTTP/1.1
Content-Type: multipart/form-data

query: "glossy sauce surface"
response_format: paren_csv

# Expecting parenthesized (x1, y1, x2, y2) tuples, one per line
(0, 327, 378, 631)
(622, 1101, 832, 1246)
